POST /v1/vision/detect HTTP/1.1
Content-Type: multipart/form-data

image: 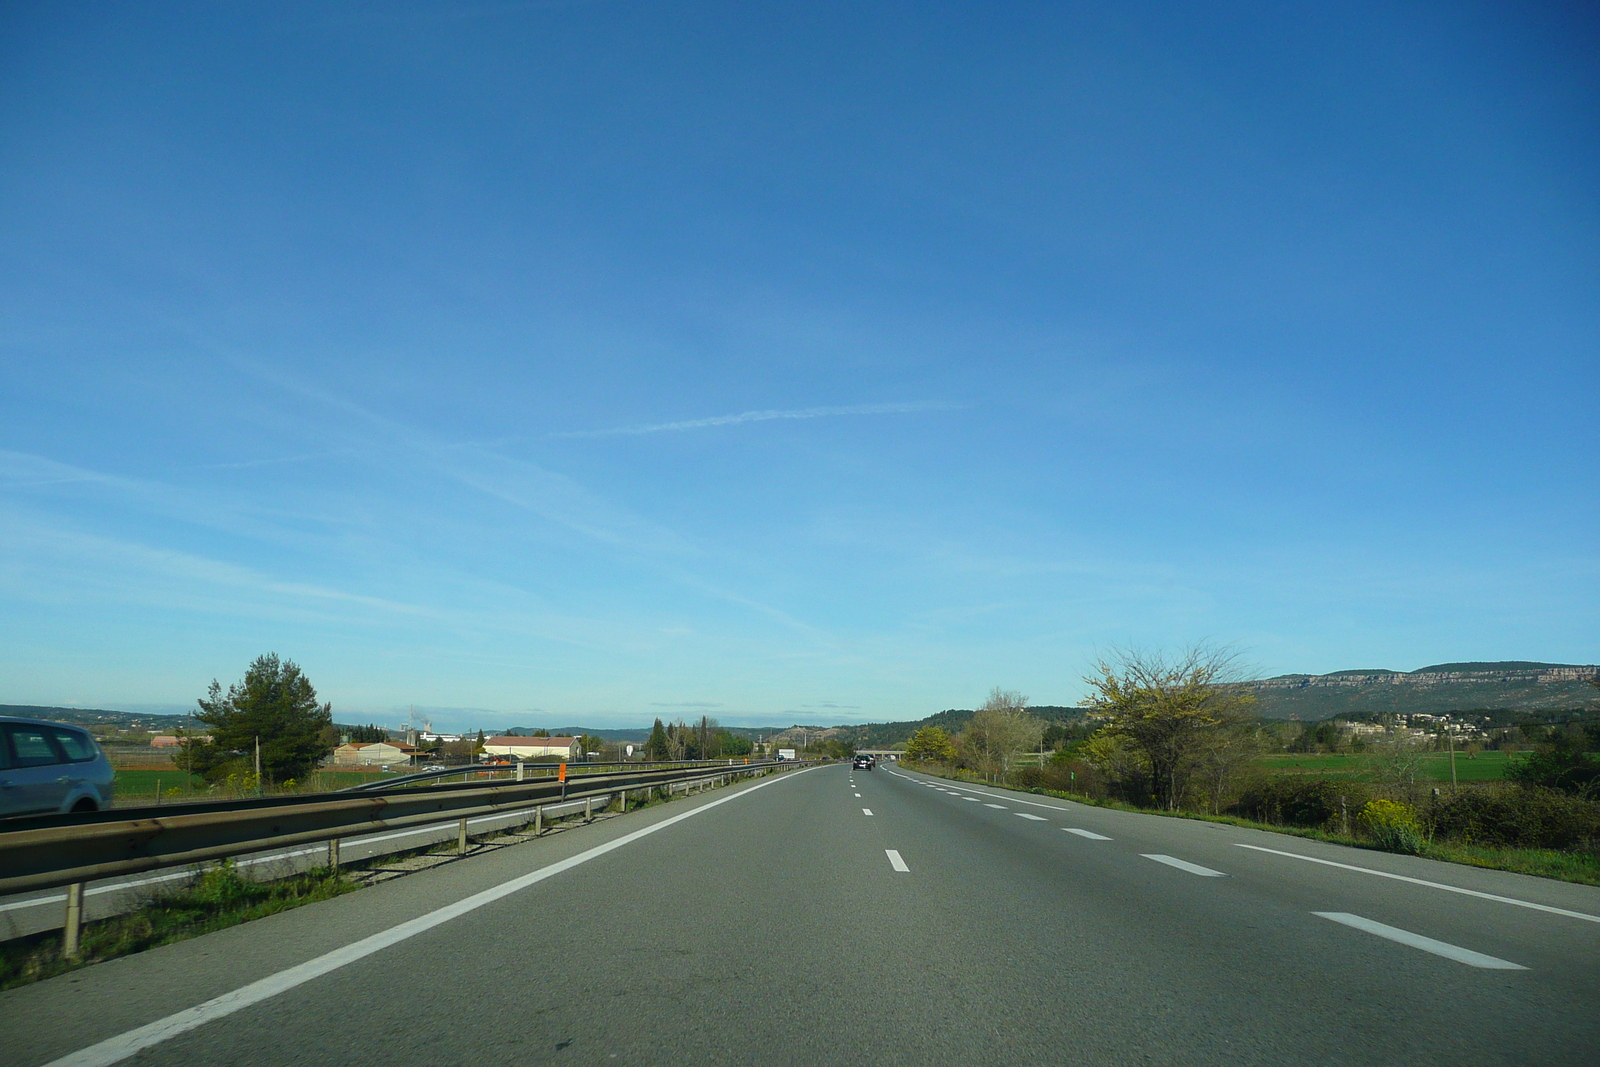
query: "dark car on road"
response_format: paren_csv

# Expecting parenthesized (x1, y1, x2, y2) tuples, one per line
(851, 753, 874, 770)
(0, 716, 116, 818)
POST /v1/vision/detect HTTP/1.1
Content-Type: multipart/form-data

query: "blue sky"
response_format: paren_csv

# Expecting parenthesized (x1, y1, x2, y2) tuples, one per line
(2, 1, 1595, 730)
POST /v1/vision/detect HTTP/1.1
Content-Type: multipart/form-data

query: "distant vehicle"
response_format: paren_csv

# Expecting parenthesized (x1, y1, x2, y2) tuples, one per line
(777, 748, 797, 761)
(0, 716, 115, 818)
(852, 754, 874, 770)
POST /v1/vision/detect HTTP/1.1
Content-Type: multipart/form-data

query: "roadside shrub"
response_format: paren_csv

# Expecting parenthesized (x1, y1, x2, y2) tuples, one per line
(1008, 759, 1104, 798)
(1358, 799, 1423, 854)
(1427, 786, 1600, 852)
(1231, 776, 1371, 830)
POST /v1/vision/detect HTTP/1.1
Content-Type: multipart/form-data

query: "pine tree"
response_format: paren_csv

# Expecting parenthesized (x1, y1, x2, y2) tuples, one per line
(186, 654, 334, 783)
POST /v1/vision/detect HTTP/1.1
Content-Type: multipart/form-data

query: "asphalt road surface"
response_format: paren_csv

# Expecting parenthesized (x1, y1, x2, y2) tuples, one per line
(4, 763, 1597, 1067)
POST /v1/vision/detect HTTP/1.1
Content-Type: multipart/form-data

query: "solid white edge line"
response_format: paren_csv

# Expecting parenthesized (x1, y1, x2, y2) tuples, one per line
(41, 767, 817, 1067)
(1235, 844, 1600, 924)
(1142, 854, 1226, 877)
(1314, 912, 1527, 969)
(885, 849, 910, 872)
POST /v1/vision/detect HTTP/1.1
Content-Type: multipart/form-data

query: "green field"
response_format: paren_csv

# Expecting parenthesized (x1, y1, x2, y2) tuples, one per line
(112, 769, 205, 799)
(112, 767, 392, 803)
(1256, 750, 1524, 782)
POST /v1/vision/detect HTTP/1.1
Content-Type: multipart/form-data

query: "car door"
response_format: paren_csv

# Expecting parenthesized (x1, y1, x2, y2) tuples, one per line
(48, 726, 108, 808)
(0, 723, 69, 816)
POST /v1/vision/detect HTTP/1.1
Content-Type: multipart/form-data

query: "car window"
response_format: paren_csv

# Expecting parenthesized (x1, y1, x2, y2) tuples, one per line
(51, 728, 97, 762)
(7, 725, 63, 768)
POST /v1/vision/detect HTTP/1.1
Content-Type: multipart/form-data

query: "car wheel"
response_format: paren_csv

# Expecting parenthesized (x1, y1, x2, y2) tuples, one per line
(71, 797, 98, 813)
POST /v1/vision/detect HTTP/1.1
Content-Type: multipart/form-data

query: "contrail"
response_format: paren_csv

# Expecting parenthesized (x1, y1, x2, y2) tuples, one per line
(549, 402, 951, 438)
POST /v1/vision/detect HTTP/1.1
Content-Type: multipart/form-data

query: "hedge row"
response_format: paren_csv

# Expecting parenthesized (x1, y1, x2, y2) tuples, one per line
(1230, 775, 1600, 852)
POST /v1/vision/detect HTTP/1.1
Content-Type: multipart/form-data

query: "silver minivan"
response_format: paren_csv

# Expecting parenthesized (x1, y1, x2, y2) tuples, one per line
(0, 716, 116, 818)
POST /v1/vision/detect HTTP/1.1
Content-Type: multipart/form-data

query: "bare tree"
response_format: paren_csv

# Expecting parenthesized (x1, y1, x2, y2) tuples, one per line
(1372, 716, 1429, 804)
(1080, 644, 1257, 811)
(1197, 722, 1263, 814)
(666, 719, 689, 761)
(960, 688, 1044, 784)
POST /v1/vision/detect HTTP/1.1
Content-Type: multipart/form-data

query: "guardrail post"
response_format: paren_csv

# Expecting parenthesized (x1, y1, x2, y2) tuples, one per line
(458, 818, 469, 854)
(327, 838, 340, 869)
(516, 761, 525, 782)
(619, 789, 627, 813)
(585, 796, 593, 822)
(534, 805, 543, 836)
(63, 882, 84, 959)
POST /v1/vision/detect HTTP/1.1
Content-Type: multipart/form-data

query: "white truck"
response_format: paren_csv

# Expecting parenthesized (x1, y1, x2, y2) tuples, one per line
(777, 748, 797, 762)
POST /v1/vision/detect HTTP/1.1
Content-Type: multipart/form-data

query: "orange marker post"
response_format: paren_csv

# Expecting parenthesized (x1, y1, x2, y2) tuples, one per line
(557, 762, 567, 783)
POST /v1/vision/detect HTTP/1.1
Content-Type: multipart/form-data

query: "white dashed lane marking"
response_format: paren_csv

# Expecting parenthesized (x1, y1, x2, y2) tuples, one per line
(1143, 854, 1226, 877)
(1315, 912, 1527, 970)
(1065, 828, 1112, 840)
(984, 803, 1007, 809)
(886, 850, 910, 872)
(1015, 813, 1047, 821)
(855, 793, 861, 797)
(961, 797, 980, 802)
(863, 808, 874, 816)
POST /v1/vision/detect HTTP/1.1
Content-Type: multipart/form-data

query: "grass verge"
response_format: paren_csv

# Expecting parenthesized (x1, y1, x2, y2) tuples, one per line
(901, 762, 1600, 889)
(0, 862, 356, 992)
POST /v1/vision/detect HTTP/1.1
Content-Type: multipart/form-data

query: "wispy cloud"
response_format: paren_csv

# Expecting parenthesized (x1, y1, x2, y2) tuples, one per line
(199, 449, 360, 470)
(549, 402, 953, 438)
(0, 450, 118, 489)
(229, 359, 693, 556)
(650, 701, 723, 708)
(0, 507, 437, 623)
(803, 702, 860, 709)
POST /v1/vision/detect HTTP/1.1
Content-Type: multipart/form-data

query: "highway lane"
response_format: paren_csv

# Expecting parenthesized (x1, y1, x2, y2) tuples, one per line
(3, 762, 1597, 1066)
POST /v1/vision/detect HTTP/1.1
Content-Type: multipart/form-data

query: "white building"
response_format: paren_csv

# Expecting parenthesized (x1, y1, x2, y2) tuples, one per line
(332, 742, 421, 767)
(482, 735, 581, 761)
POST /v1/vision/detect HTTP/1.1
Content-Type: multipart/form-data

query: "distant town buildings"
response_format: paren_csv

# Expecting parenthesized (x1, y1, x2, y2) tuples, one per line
(1337, 713, 1483, 740)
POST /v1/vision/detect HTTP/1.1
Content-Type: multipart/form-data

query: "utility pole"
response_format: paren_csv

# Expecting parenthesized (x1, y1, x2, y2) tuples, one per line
(254, 735, 262, 795)
(1447, 721, 1458, 792)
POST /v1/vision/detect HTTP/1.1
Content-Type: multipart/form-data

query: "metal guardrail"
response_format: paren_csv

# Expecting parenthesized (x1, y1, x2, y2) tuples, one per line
(337, 758, 757, 792)
(0, 761, 798, 899)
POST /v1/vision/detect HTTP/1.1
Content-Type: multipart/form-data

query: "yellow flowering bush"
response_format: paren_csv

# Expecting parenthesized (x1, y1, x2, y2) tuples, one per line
(1358, 798, 1423, 854)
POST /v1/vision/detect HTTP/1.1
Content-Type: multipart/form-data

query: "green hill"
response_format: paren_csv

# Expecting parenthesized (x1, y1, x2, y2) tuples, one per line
(833, 706, 1084, 749)
(0, 704, 192, 731)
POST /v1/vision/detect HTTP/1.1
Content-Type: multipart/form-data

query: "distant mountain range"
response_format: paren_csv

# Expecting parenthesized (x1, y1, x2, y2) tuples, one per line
(10, 662, 1595, 745)
(1244, 662, 1598, 720)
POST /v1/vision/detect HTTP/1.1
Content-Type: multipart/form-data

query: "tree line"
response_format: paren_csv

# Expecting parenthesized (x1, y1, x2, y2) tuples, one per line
(643, 716, 755, 760)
